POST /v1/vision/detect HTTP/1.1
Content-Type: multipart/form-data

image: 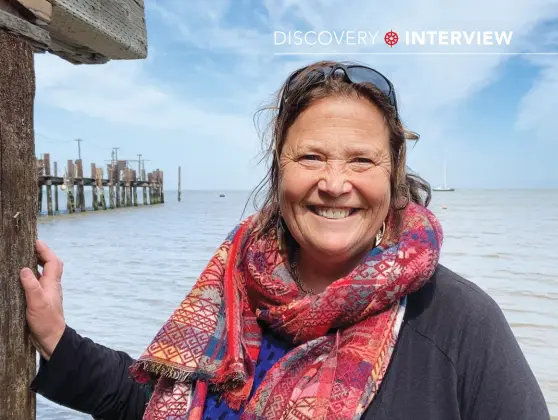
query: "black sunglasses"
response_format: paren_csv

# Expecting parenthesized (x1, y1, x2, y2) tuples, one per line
(279, 63, 398, 114)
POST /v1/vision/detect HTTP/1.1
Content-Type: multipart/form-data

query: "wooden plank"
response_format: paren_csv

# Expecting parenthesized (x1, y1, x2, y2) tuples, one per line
(44, 0, 147, 64)
(0, 7, 50, 52)
(0, 29, 38, 420)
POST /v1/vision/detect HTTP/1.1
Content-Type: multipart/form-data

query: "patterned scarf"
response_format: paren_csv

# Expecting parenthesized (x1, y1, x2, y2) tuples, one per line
(130, 202, 443, 419)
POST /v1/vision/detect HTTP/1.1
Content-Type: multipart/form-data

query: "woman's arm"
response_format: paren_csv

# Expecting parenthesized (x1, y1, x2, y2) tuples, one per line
(31, 325, 149, 420)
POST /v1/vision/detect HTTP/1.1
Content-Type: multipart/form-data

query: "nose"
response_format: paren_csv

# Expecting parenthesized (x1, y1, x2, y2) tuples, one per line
(317, 163, 352, 197)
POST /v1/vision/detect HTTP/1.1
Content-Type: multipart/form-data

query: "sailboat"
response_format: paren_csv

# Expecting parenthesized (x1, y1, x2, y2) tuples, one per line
(433, 160, 455, 192)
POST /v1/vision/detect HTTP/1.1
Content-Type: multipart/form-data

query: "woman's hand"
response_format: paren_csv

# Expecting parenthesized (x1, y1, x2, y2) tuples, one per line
(19, 240, 66, 360)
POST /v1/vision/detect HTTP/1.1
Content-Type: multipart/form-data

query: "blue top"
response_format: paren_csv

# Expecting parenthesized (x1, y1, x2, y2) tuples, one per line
(203, 327, 294, 419)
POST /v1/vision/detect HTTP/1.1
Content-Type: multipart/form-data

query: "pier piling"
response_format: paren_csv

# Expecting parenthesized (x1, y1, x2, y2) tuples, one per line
(53, 162, 59, 213)
(0, 28, 38, 420)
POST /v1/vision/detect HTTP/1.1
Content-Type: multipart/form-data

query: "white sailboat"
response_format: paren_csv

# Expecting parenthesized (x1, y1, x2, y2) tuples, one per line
(433, 160, 455, 192)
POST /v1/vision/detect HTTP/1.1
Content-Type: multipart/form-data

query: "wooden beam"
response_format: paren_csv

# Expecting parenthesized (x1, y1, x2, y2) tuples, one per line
(0, 7, 49, 52)
(0, 29, 38, 420)
(45, 0, 147, 64)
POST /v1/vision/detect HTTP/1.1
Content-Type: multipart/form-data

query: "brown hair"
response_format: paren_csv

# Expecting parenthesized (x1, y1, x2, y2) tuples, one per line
(246, 60, 431, 242)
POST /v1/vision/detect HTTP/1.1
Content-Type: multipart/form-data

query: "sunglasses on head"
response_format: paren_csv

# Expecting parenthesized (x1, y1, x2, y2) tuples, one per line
(279, 63, 398, 114)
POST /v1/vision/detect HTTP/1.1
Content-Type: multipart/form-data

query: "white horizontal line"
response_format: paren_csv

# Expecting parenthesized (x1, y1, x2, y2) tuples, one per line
(273, 52, 558, 56)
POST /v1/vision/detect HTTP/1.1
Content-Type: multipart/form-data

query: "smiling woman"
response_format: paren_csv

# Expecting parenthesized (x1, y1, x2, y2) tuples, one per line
(21, 61, 550, 420)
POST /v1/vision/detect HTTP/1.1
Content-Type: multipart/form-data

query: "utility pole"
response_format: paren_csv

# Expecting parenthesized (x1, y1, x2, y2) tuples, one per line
(75, 138, 83, 160)
(113, 147, 119, 162)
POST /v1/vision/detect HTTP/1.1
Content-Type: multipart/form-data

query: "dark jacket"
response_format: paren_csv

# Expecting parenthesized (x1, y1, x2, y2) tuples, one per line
(31, 265, 551, 419)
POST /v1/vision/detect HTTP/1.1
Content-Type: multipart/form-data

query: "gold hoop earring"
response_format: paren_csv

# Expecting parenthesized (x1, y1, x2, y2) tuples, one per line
(375, 222, 386, 248)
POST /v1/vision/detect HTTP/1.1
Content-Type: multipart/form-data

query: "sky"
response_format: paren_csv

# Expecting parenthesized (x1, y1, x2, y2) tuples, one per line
(33, 0, 558, 190)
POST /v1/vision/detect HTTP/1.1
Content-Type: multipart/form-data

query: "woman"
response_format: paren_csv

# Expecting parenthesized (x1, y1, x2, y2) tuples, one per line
(21, 61, 550, 420)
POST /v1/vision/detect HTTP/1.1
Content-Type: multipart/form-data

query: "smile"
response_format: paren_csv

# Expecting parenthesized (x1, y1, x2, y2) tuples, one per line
(307, 206, 359, 220)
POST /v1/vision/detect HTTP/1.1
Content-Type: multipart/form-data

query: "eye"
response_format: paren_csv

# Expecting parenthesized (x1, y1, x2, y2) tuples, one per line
(352, 157, 373, 164)
(300, 154, 322, 161)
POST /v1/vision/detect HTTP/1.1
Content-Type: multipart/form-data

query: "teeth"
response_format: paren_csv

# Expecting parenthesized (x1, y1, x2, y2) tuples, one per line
(314, 207, 352, 219)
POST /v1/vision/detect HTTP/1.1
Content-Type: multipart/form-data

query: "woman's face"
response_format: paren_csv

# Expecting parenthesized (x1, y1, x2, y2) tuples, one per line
(278, 96, 392, 264)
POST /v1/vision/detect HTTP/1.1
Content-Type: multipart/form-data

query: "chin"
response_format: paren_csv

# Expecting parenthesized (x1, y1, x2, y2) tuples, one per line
(305, 235, 361, 260)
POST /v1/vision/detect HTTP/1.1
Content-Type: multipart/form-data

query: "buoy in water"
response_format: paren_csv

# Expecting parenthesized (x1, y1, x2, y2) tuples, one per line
(442, 204, 447, 209)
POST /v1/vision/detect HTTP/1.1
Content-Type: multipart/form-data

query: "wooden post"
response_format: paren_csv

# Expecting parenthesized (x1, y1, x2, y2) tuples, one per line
(44, 154, 53, 215)
(76, 159, 85, 212)
(91, 163, 98, 210)
(0, 28, 38, 420)
(97, 168, 107, 210)
(66, 160, 75, 213)
(132, 170, 138, 206)
(114, 164, 120, 208)
(178, 166, 181, 202)
(142, 168, 147, 205)
(126, 168, 132, 207)
(160, 170, 164, 204)
(53, 161, 59, 213)
(108, 165, 115, 209)
(37, 159, 43, 214)
(148, 172, 153, 204)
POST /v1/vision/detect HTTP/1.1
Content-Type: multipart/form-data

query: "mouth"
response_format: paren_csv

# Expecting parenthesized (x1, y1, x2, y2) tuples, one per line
(307, 205, 360, 220)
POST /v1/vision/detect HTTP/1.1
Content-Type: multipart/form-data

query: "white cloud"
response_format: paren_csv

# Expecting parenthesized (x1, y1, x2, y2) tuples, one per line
(515, 57, 558, 140)
(34, 53, 256, 144)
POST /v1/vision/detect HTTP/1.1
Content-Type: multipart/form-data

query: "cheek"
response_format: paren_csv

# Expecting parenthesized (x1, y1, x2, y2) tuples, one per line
(278, 166, 317, 206)
(354, 171, 391, 207)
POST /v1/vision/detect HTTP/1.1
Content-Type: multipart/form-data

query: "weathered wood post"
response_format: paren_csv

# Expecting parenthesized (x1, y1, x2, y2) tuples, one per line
(1, 1, 147, 414)
(160, 170, 164, 204)
(97, 168, 107, 210)
(53, 161, 59, 213)
(44, 153, 53, 215)
(142, 168, 147, 205)
(76, 159, 85, 212)
(66, 160, 75, 213)
(178, 166, 181, 202)
(132, 170, 138, 206)
(114, 164, 121, 208)
(108, 164, 115, 209)
(126, 168, 132, 206)
(91, 163, 98, 210)
(148, 172, 153, 204)
(37, 158, 43, 214)
(0, 17, 46, 420)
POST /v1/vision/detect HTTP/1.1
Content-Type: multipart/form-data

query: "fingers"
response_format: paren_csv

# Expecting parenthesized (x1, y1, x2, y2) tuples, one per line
(36, 240, 63, 282)
(20, 268, 44, 302)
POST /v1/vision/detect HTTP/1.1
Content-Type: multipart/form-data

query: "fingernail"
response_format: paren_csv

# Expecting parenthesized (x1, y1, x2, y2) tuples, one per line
(20, 268, 32, 278)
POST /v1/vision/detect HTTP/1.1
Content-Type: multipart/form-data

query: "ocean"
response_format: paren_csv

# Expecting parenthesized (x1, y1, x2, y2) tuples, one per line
(34, 189, 558, 418)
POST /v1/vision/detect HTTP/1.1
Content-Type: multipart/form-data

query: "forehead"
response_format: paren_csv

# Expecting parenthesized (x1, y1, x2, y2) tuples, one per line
(285, 96, 390, 151)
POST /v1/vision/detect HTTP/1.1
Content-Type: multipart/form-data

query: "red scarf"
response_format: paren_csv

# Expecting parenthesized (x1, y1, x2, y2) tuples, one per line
(130, 202, 443, 419)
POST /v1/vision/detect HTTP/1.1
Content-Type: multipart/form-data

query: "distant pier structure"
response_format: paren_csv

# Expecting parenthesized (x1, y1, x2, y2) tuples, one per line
(37, 153, 164, 216)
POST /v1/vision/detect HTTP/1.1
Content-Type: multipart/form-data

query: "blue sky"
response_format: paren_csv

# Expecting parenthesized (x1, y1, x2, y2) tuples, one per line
(33, 0, 558, 190)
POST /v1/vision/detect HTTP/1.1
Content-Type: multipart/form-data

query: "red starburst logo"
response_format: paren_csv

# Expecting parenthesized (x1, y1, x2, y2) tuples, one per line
(384, 30, 399, 47)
